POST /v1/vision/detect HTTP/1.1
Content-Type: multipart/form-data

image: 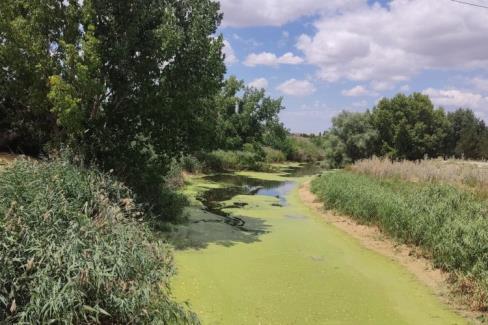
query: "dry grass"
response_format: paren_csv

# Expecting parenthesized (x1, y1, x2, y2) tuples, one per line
(350, 157, 488, 191)
(0, 153, 19, 166)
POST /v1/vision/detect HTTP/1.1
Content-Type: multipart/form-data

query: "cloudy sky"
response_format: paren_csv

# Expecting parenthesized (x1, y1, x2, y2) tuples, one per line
(219, 0, 488, 133)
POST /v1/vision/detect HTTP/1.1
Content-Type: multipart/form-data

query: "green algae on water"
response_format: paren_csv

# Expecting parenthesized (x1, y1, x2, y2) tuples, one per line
(170, 171, 466, 325)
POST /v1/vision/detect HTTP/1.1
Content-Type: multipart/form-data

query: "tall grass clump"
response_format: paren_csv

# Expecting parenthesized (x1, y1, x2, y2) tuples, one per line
(312, 171, 488, 310)
(0, 159, 198, 324)
(351, 157, 488, 191)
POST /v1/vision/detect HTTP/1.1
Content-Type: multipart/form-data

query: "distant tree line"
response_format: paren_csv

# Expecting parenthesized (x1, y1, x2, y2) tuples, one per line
(319, 93, 488, 167)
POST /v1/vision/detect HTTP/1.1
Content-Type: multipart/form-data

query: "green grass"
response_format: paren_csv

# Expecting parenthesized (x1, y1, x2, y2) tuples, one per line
(0, 159, 197, 324)
(311, 171, 488, 311)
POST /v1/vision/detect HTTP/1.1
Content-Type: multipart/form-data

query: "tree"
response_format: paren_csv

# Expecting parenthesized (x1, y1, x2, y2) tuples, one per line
(371, 93, 450, 160)
(446, 109, 488, 159)
(318, 111, 377, 167)
(331, 111, 378, 161)
(214, 76, 286, 150)
(1, 0, 226, 214)
(0, 0, 70, 154)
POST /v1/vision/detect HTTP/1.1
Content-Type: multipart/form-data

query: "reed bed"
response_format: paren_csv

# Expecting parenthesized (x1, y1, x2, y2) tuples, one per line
(350, 157, 488, 191)
(0, 159, 198, 324)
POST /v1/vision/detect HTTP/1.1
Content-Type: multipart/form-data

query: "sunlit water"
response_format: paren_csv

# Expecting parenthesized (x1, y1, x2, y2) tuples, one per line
(168, 164, 465, 324)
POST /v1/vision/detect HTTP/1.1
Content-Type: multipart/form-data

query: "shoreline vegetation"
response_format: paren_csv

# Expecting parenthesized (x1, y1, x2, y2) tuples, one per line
(311, 159, 488, 321)
(299, 182, 479, 322)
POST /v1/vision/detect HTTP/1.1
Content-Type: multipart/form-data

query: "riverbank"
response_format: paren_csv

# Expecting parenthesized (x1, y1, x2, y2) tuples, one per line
(169, 167, 466, 324)
(300, 180, 481, 323)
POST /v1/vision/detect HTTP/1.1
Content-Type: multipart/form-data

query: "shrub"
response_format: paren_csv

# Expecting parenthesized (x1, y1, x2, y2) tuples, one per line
(289, 136, 325, 162)
(165, 160, 185, 190)
(311, 171, 488, 310)
(201, 150, 265, 172)
(180, 155, 203, 174)
(0, 159, 198, 324)
(263, 147, 286, 163)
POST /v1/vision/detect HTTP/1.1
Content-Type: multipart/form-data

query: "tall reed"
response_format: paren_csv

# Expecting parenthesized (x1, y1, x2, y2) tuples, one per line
(351, 157, 488, 191)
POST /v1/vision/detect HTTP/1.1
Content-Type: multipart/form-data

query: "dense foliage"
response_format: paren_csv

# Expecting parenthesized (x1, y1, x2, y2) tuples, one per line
(312, 171, 488, 310)
(319, 93, 488, 167)
(0, 159, 197, 324)
(212, 77, 291, 153)
(0, 0, 225, 215)
(320, 112, 377, 168)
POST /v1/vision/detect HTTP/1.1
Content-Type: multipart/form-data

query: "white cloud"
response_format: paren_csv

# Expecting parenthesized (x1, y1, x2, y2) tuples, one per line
(220, 0, 365, 27)
(248, 78, 269, 89)
(399, 84, 411, 93)
(223, 40, 238, 65)
(342, 85, 374, 97)
(244, 52, 304, 67)
(371, 81, 394, 92)
(470, 77, 488, 93)
(277, 79, 316, 96)
(297, 0, 488, 86)
(423, 88, 488, 120)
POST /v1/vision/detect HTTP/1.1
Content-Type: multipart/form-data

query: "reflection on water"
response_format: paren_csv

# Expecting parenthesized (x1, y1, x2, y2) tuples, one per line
(281, 163, 325, 177)
(168, 164, 325, 250)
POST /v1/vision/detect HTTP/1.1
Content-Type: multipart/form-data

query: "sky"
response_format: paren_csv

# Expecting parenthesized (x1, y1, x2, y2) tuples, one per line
(218, 0, 488, 134)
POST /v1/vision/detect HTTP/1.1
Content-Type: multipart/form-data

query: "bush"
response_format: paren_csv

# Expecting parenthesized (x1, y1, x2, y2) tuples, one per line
(201, 149, 265, 172)
(263, 147, 286, 163)
(311, 171, 488, 310)
(0, 159, 198, 324)
(164, 160, 185, 190)
(289, 136, 325, 162)
(180, 155, 203, 174)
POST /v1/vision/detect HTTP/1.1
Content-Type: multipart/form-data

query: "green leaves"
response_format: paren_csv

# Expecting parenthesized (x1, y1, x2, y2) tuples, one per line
(47, 75, 82, 134)
(1, 0, 226, 213)
(0, 159, 198, 323)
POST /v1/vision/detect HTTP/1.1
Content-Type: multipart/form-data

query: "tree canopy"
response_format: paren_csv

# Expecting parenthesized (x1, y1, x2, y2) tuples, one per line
(1, 0, 226, 211)
(319, 93, 488, 167)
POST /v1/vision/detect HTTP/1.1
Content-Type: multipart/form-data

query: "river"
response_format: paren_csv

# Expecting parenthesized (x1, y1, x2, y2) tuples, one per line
(168, 164, 465, 324)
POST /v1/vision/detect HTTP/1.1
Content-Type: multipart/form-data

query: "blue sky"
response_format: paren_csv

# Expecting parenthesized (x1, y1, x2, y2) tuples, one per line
(218, 0, 488, 133)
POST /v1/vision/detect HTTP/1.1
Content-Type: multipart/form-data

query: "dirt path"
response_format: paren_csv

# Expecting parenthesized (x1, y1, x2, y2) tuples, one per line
(299, 180, 480, 323)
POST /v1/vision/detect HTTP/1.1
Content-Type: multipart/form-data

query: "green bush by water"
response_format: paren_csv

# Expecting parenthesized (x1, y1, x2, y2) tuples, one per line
(200, 148, 267, 172)
(311, 171, 488, 310)
(288, 136, 325, 162)
(0, 159, 198, 324)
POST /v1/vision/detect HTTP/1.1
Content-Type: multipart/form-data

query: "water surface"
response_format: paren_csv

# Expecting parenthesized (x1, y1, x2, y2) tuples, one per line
(169, 165, 465, 324)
